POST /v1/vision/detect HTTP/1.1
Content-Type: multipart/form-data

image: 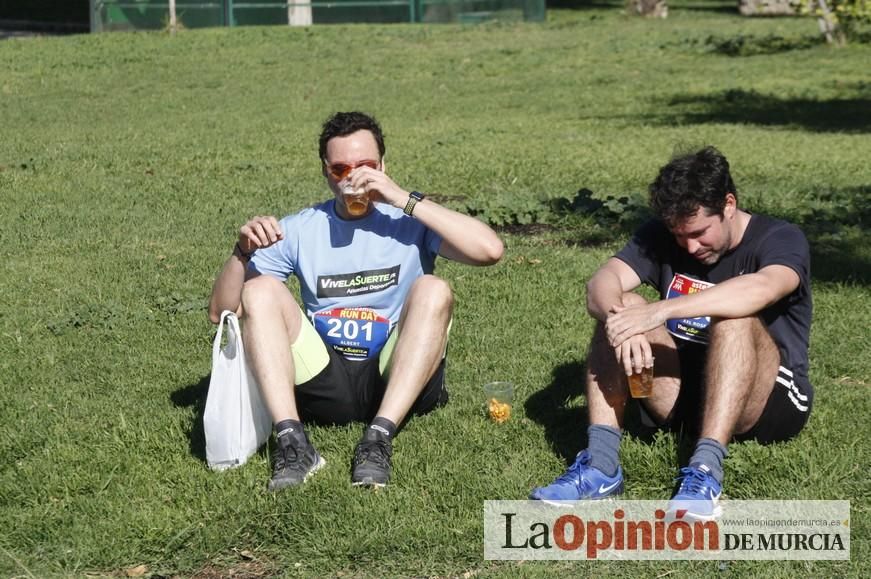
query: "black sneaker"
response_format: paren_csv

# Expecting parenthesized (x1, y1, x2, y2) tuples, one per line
(268, 434, 326, 492)
(351, 427, 393, 487)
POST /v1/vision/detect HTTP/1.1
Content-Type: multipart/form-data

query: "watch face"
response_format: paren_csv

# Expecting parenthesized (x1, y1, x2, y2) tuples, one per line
(405, 192, 424, 215)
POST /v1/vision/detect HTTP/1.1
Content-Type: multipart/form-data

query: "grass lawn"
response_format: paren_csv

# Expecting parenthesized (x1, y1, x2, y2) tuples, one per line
(1, 2, 869, 577)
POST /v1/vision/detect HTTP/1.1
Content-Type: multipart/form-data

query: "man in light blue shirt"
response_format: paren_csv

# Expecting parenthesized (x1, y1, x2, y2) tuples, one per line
(209, 112, 504, 491)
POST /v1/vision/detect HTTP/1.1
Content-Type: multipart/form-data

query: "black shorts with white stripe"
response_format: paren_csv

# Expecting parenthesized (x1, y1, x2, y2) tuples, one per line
(734, 365, 813, 444)
(654, 344, 814, 444)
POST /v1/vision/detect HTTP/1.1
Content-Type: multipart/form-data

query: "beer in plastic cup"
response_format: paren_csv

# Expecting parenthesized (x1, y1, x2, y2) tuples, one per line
(628, 361, 654, 398)
(342, 181, 369, 216)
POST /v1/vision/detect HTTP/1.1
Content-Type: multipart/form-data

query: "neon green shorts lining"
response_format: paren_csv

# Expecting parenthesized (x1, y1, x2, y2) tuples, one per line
(290, 303, 450, 384)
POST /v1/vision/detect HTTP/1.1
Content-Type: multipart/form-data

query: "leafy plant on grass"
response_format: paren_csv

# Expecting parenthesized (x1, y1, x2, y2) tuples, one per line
(798, 0, 871, 44)
(703, 33, 823, 56)
(550, 188, 651, 229)
(459, 188, 650, 233)
(459, 190, 554, 226)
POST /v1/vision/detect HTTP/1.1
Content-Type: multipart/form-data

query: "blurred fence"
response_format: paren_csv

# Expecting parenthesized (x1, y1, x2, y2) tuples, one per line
(89, 0, 545, 30)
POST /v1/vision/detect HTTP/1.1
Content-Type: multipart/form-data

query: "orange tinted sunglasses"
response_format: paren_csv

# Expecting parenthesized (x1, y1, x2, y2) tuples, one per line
(325, 160, 379, 181)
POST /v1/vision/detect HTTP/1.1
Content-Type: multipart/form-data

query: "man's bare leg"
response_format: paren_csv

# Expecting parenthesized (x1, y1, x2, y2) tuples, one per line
(583, 294, 681, 476)
(241, 275, 324, 490)
(241, 275, 303, 423)
(587, 292, 682, 429)
(701, 316, 780, 444)
(374, 275, 453, 426)
(352, 275, 453, 487)
(680, 316, 779, 483)
(672, 316, 780, 513)
(530, 293, 683, 501)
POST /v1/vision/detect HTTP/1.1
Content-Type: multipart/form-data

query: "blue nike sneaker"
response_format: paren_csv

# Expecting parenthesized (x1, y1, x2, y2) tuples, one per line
(529, 450, 624, 504)
(667, 465, 723, 521)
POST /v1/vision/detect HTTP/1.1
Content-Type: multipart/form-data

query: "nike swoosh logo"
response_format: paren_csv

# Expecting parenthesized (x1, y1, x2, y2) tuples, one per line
(598, 480, 620, 495)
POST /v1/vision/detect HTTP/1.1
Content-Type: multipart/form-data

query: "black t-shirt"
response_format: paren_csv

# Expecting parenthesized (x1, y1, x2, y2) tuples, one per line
(615, 214, 813, 377)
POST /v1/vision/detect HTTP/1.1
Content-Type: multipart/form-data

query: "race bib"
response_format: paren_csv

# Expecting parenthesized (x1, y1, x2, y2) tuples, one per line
(313, 307, 391, 360)
(665, 274, 715, 344)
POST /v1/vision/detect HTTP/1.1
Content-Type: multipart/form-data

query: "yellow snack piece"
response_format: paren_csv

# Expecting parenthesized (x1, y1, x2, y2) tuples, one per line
(488, 398, 511, 423)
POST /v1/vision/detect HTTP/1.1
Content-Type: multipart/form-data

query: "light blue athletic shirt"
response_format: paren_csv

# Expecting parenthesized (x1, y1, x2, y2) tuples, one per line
(248, 200, 442, 359)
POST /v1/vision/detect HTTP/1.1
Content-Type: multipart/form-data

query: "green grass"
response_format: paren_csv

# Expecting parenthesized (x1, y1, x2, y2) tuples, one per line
(1, 4, 870, 577)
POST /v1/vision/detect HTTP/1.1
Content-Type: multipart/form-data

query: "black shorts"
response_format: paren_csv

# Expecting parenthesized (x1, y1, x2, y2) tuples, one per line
(294, 346, 448, 426)
(663, 342, 813, 444)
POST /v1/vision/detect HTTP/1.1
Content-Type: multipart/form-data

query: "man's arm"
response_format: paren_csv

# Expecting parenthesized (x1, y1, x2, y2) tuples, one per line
(207, 216, 283, 324)
(588, 257, 655, 375)
(586, 257, 643, 322)
(348, 166, 503, 266)
(409, 200, 504, 265)
(660, 265, 798, 320)
(208, 247, 254, 323)
(605, 264, 799, 347)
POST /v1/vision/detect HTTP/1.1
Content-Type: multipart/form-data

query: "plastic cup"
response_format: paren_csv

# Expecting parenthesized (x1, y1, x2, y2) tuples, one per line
(628, 362, 654, 398)
(341, 181, 369, 216)
(484, 381, 514, 423)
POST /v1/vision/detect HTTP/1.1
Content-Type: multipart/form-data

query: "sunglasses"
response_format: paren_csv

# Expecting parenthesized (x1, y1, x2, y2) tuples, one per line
(325, 160, 379, 181)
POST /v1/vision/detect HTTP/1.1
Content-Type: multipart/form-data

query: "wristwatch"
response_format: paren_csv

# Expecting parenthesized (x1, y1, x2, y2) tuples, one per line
(234, 242, 254, 261)
(403, 191, 426, 216)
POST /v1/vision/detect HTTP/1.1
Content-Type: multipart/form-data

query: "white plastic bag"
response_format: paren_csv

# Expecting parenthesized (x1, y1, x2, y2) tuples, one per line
(204, 310, 272, 471)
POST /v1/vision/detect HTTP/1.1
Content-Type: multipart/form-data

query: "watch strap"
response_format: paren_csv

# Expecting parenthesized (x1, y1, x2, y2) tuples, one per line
(403, 191, 425, 216)
(234, 242, 254, 261)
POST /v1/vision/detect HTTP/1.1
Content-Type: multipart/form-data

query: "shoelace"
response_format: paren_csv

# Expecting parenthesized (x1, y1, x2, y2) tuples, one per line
(275, 439, 303, 471)
(675, 467, 709, 495)
(355, 440, 391, 467)
(554, 455, 590, 486)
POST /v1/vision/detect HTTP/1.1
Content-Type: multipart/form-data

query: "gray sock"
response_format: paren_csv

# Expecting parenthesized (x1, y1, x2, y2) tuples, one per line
(689, 437, 728, 484)
(274, 418, 307, 445)
(369, 416, 397, 440)
(587, 424, 622, 477)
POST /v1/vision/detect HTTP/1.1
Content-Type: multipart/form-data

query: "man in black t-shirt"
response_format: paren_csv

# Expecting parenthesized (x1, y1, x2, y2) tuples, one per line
(530, 147, 813, 519)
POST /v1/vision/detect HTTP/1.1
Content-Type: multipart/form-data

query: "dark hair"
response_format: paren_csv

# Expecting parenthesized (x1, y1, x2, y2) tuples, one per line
(318, 111, 386, 161)
(648, 146, 737, 227)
